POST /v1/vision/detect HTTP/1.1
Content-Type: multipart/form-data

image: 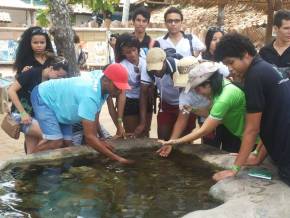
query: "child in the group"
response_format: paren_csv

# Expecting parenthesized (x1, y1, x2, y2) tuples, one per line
(114, 33, 152, 137)
(156, 56, 210, 153)
(158, 61, 247, 156)
(259, 10, 290, 79)
(158, 7, 205, 58)
(30, 63, 133, 164)
(141, 48, 197, 140)
(14, 26, 54, 75)
(8, 56, 68, 154)
(131, 6, 160, 59)
(213, 33, 290, 185)
(202, 27, 224, 61)
(200, 27, 240, 149)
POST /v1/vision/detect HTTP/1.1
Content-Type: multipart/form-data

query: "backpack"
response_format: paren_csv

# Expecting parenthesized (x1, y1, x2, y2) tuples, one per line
(162, 32, 194, 59)
(78, 49, 88, 66)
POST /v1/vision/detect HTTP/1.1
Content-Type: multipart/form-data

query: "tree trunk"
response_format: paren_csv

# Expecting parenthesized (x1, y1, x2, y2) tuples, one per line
(266, 0, 274, 44)
(217, 3, 226, 27)
(48, 0, 79, 77)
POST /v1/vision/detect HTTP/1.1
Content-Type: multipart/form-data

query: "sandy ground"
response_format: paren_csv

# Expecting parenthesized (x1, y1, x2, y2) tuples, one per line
(0, 105, 158, 166)
(0, 65, 158, 165)
(0, 66, 200, 166)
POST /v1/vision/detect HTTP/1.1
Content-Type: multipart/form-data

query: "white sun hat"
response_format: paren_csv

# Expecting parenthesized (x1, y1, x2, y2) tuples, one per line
(185, 61, 219, 93)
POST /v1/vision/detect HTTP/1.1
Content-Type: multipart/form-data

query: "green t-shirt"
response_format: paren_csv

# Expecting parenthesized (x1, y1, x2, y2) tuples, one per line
(210, 80, 246, 139)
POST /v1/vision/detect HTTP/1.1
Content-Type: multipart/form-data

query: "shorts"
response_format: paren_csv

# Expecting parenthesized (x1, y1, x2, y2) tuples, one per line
(124, 97, 153, 116)
(10, 112, 36, 134)
(31, 86, 72, 141)
(72, 123, 112, 145)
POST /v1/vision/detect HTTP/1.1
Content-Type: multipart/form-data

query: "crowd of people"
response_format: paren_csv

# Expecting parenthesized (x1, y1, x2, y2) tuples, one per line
(6, 6, 290, 185)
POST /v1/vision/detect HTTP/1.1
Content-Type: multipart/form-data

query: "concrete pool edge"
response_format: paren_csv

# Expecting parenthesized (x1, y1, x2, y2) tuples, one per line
(0, 138, 289, 218)
(177, 144, 290, 218)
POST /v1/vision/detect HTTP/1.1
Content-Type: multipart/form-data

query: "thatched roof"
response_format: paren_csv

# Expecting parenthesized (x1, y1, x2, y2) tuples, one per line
(178, 0, 290, 10)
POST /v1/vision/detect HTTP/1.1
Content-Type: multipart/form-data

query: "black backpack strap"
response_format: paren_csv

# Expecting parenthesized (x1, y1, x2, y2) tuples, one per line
(184, 33, 194, 56)
(164, 32, 194, 55)
(163, 33, 169, 39)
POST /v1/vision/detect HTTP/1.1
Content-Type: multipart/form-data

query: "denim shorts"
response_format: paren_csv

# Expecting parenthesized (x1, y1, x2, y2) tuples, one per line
(31, 86, 72, 141)
(10, 112, 36, 134)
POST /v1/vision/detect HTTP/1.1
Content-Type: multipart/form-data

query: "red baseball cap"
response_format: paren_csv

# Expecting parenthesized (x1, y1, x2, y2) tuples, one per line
(103, 63, 131, 90)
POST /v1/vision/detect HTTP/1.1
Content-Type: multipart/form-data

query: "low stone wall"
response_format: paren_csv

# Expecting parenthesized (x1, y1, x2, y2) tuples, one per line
(0, 138, 289, 218)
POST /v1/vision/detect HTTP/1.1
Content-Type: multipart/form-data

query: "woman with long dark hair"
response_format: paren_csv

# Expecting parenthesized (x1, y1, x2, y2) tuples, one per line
(202, 27, 224, 61)
(200, 27, 234, 148)
(8, 56, 67, 153)
(14, 26, 54, 75)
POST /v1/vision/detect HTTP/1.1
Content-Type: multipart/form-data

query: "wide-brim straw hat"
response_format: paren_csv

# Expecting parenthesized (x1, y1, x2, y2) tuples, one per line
(173, 56, 199, 87)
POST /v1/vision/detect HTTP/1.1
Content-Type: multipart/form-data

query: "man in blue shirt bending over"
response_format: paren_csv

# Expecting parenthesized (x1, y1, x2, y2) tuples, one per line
(30, 63, 133, 164)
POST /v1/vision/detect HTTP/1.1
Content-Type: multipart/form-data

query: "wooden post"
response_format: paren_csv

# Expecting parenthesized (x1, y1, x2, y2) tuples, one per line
(122, 0, 130, 27)
(265, 0, 274, 44)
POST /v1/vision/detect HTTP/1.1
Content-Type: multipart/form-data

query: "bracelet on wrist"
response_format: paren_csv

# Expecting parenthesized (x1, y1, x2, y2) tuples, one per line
(20, 111, 27, 117)
(117, 117, 123, 123)
(252, 149, 259, 156)
(229, 165, 241, 172)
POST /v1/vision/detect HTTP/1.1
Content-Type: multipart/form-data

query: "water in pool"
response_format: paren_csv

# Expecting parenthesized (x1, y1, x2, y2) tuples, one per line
(0, 148, 221, 218)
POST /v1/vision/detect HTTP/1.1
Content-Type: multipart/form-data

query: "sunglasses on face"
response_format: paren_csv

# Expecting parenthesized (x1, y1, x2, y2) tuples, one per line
(166, 19, 181, 24)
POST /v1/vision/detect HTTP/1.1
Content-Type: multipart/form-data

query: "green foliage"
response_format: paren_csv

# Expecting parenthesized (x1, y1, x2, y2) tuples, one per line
(68, 0, 120, 13)
(36, 8, 50, 27)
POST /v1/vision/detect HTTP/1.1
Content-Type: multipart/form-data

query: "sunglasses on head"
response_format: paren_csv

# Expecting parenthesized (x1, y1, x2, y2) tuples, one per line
(31, 28, 48, 35)
(208, 26, 224, 32)
(52, 58, 68, 70)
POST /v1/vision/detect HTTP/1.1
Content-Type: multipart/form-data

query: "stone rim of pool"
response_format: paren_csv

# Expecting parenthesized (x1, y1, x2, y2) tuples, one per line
(0, 138, 289, 218)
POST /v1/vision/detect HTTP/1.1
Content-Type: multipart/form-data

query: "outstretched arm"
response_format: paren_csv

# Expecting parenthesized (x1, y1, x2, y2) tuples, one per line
(213, 112, 261, 181)
(157, 117, 221, 157)
(160, 117, 221, 145)
(82, 116, 133, 164)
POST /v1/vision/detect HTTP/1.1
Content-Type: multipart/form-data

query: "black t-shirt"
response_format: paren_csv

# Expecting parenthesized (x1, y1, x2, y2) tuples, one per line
(137, 33, 160, 58)
(16, 56, 51, 75)
(259, 41, 290, 78)
(12, 67, 43, 116)
(245, 56, 290, 166)
(139, 33, 160, 48)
